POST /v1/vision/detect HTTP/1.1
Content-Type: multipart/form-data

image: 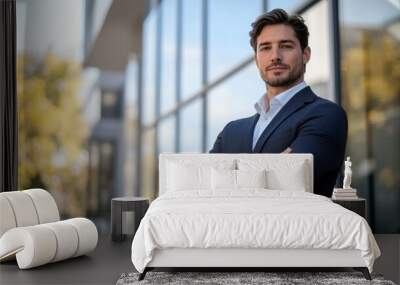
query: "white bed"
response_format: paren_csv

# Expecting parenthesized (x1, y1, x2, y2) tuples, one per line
(131, 154, 380, 280)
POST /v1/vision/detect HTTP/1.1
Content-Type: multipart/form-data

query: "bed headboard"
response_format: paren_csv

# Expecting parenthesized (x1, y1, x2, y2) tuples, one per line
(158, 153, 313, 196)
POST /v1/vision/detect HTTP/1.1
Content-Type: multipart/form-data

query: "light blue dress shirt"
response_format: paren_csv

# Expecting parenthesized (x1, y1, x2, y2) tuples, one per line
(252, 81, 308, 150)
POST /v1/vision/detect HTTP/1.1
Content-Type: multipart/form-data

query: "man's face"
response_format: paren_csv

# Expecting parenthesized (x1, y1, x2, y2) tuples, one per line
(254, 24, 310, 88)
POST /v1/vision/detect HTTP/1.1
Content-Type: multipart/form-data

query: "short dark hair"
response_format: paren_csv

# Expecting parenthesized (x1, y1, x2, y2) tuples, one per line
(249, 9, 309, 52)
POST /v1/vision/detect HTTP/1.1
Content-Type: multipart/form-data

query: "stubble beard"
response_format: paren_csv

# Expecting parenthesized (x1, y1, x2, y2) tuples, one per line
(262, 63, 304, 88)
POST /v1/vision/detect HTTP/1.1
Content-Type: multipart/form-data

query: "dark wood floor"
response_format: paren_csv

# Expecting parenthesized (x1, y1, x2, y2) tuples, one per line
(0, 235, 134, 285)
(1, 234, 398, 284)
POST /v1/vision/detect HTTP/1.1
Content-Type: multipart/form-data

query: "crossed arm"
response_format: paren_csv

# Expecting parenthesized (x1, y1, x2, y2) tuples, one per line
(287, 105, 348, 179)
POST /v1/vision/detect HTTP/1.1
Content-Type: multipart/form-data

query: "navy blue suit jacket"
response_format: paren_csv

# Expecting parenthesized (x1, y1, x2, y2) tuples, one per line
(209, 86, 348, 197)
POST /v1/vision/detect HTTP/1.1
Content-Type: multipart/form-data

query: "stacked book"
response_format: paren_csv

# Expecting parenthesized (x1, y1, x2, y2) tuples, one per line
(332, 188, 358, 200)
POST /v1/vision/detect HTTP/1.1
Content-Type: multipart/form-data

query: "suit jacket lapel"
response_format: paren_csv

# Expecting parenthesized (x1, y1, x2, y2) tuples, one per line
(237, 114, 259, 153)
(253, 87, 316, 153)
(248, 114, 259, 152)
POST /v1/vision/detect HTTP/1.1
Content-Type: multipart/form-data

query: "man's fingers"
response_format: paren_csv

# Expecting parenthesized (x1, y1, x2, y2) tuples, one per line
(282, 147, 292, 153)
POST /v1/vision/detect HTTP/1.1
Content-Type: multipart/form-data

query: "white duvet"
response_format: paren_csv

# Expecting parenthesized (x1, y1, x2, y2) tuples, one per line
(131, 190, 380, 273)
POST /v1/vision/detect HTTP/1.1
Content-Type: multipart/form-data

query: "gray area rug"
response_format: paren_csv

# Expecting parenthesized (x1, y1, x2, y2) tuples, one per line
(116, 271, 396, 285)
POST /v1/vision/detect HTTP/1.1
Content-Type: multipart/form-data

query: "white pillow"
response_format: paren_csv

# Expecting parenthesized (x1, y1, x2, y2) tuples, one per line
(211, 168, 236, 190)
(167, 162, 210, 191)
(267, 164, 307, 191)
(211, 169, 268, 190)
(237, 159, 308, 192)
(236, 169, 267, 189)
(166, 159, 236, 192)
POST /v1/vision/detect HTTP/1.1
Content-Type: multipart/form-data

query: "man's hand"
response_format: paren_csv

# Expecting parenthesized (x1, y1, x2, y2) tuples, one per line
(282, 147, 292, 153)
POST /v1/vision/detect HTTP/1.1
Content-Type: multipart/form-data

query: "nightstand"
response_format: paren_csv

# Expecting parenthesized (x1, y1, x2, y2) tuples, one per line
(111, 197, 149, 242)
(331, 197, 366, 218)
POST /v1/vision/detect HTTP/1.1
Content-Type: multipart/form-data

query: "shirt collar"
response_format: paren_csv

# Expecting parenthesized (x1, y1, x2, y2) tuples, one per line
(254, 81, 308, 116)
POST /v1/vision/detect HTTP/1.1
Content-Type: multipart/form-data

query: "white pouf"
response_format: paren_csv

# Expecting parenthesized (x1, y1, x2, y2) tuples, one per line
(0, 189, 98, 269)
(0, 196, 17, 237)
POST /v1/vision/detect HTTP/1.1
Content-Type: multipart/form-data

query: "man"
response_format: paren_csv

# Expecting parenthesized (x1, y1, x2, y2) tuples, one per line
(209, 9, 348, 198)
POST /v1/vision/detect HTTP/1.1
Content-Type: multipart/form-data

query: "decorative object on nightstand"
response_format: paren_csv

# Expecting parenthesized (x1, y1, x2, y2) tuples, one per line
(332, 187, 358, 199)
(332, 156, 358, 200)
(331, 198, 366, 218)
(343, 156, 353, 189)
(331, 157, 366, 217)
(111, 197, 149, 242)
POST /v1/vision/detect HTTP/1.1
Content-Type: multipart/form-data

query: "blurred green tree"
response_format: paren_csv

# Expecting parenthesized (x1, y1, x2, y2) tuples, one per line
(341, 25, 400, 236)
(17, 53, 89, 217)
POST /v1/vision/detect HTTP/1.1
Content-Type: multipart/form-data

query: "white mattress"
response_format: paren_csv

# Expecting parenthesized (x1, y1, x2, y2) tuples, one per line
(131, 190, 380, 273)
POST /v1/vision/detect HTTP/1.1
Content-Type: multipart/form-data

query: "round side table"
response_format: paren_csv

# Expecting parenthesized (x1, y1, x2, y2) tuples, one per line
(111, 197, 149, 242)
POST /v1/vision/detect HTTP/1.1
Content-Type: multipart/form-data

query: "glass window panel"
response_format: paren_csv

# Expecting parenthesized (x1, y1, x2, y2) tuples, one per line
(87, 142, 99, 216)
(180, 99, 202, 152)
(302, 0, 333, 101)
(207, 63, 264, 151)
(123, 59, 139, 197)
(181, 0, 202, 99)
(141, 129, 156, 199)
(86, 140, 116, 232)
(142, 9, 157, 124)
(340, 0, 400, 233)
(208, 0, 262, 82)
(101, 89, 123, 118)
(97, 141, 115, 215)
(158, 116, 176, 154)
(160, 0, 177, 114)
